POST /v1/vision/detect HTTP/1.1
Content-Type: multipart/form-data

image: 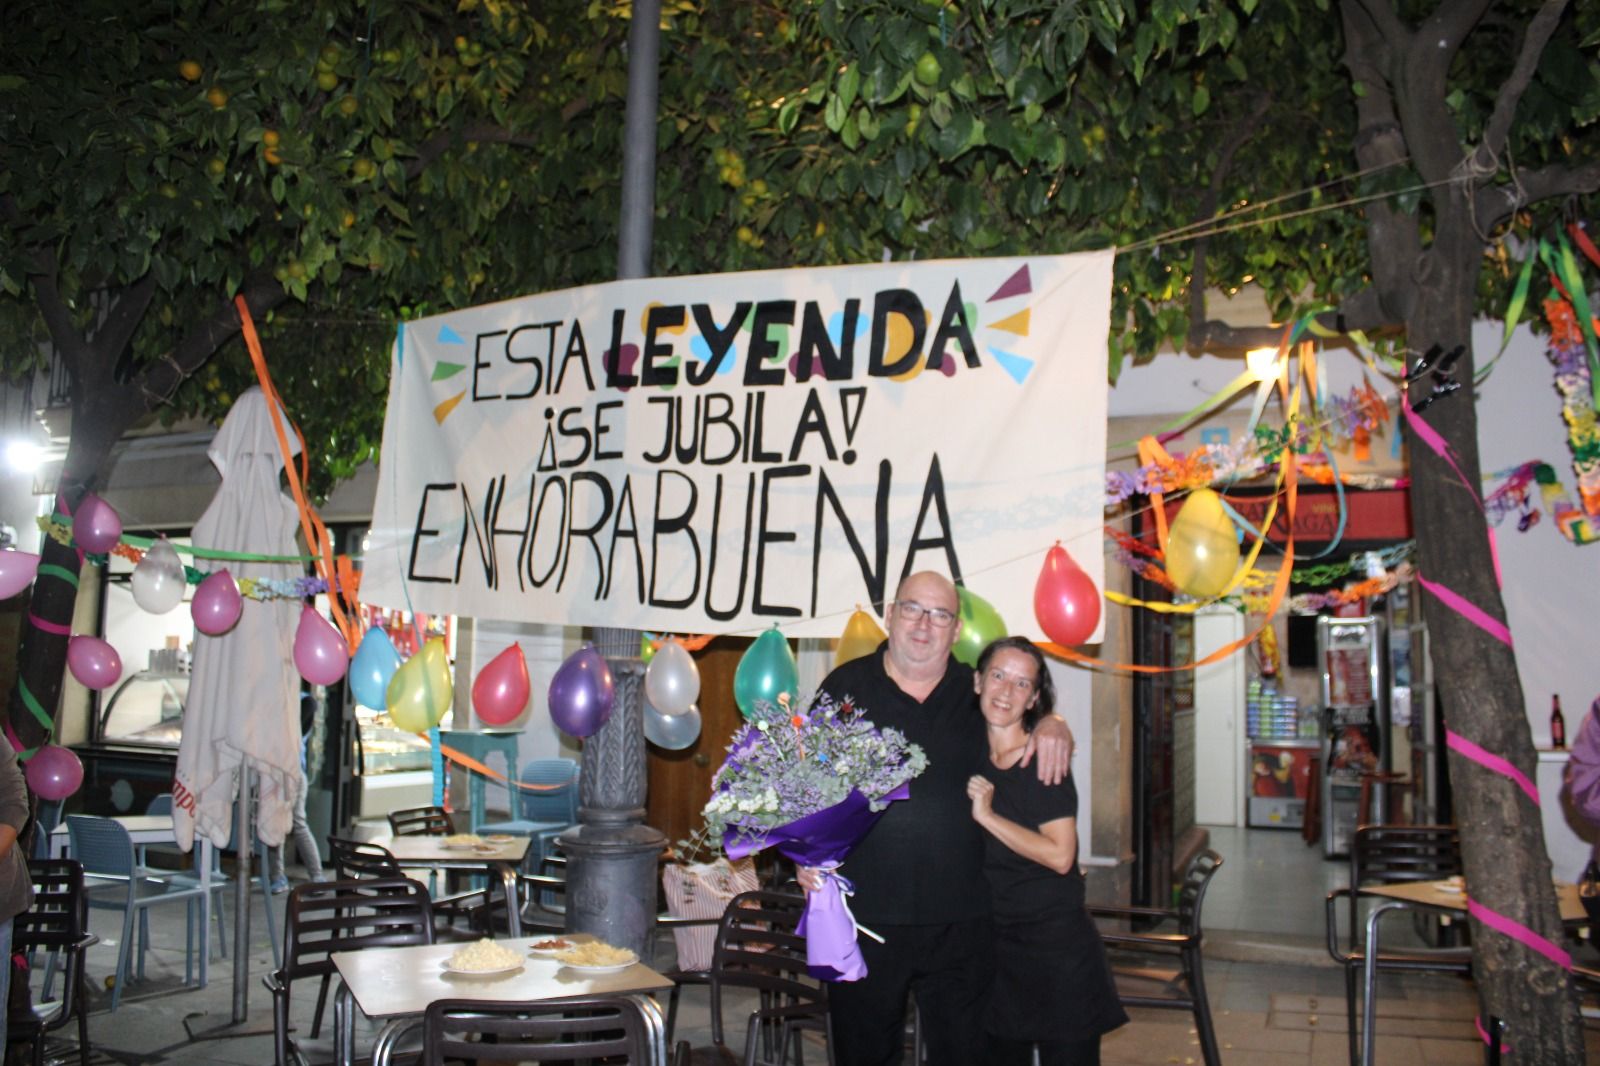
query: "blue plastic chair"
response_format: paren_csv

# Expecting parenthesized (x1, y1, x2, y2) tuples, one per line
(65, 814, 209, 1010)
(476, 758, 579, 868)
(30, 799, 63, 861)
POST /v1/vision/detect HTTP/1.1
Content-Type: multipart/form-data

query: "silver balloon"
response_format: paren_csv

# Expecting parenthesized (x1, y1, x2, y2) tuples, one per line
(644, 701, 702, 750)
(644, 640, 700, 716)
(130, 538, 187, 614)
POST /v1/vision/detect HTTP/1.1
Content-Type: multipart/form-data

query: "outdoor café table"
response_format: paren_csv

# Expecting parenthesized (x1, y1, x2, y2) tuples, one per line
(49, 813, 218, 988)
(331, 933, 675, 1066)
(371, 833, 530, 936)
(1356, 878, 1586, 1066)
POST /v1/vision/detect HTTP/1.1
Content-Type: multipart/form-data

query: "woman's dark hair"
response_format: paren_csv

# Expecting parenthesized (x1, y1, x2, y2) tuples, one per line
(975, 636, 1056, 730)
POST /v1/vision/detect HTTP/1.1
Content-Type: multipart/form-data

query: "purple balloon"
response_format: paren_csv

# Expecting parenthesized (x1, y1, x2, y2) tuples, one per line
(191, 569, 243, 635)
(72, 494, 122, 554)
(67, 635, 122, 690)
(25, 744, 84, 802)
(547, 644, 615, 738)
(294, 606, 350, 685)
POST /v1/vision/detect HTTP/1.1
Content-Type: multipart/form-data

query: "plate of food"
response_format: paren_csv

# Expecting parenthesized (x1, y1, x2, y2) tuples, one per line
(554, 941, 638, 974)
(1437, 876, 1466, 895)
(528, 936, 576, 957)
(440, 833, 485, 850)
(484, 834, 517, 844)
(443, 939, 525, 977)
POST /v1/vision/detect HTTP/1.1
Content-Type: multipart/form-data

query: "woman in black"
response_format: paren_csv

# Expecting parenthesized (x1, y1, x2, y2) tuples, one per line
(966, 636, 1126, 1065)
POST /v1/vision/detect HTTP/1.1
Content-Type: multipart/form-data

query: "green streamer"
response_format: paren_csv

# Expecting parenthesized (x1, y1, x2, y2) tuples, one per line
(14, 676, 54, 758)
(1556, 235, 1600, 409)
(35, 564, 78, 588)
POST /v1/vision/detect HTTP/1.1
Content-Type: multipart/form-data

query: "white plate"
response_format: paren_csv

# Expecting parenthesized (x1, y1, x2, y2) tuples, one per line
(484, 834, 516, 843)
(442, 961, 525, 977)
(561, 959, 637, 975)
(528, 941, 577, 957)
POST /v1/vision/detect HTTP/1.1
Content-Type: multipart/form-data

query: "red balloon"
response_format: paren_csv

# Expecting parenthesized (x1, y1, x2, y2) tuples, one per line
(473, 643, 531, 726)
(1033, 545, 1102, 646)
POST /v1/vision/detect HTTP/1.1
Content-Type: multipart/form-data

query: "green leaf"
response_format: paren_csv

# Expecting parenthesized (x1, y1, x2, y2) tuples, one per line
(837, 62, 859, 111)
(1192, 85, 1210, 116)
(825, 92, 847, 132)
(778, 97, 801, 135)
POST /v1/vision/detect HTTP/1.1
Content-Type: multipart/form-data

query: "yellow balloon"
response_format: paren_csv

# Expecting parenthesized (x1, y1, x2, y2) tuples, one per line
(387, 637, 454, 732)
(835, 609, 887, 666)
(1165, 488, 1240, 598)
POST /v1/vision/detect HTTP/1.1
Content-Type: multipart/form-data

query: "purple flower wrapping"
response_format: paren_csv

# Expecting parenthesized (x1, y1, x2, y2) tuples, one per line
(724, 784, 910, 981)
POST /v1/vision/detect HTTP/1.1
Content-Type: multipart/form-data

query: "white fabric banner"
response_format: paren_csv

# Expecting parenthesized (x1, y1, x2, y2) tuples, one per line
(364, 252, 1113, 640)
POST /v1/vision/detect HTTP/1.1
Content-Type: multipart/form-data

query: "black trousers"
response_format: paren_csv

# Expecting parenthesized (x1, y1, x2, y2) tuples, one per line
(827, 919, 994, 1066)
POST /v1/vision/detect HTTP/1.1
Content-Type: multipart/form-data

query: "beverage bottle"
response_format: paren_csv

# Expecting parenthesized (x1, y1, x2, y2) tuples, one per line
(1552, 694, 1566, 749)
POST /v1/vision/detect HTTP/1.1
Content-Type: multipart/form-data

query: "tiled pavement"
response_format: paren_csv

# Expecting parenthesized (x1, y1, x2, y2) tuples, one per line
(17, 826, 1600, 1064)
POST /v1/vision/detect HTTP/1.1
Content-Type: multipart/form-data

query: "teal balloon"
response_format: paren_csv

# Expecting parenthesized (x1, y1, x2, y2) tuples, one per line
(952, 586, 1008, 667)
(350, 627, 403, 709)
(733, 627, 799, 720)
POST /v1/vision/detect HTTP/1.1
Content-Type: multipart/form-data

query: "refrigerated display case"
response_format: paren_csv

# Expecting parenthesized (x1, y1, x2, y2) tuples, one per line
(1245, 676, 1318, 828)
(1319, 615, 1387, 857)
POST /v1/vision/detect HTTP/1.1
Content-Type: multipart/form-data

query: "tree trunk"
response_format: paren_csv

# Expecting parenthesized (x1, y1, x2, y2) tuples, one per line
(1405, 274, 1585, 1062)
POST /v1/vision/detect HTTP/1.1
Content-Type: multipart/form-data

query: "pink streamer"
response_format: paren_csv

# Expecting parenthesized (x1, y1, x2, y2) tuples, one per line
(1401, 403, 1483, 508)
(1488, 527, 1502, 589)
(27, 613, 71, 637)
(1467, 896, 1572, 970)
(1417, 572, 1513, 647)
(1445, 729, 1539, 805)
(1474, 1016, 1511, 1053)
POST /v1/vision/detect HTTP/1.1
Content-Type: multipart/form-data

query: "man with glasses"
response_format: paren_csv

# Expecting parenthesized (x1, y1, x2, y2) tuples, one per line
(806, 570, 1073, 1066)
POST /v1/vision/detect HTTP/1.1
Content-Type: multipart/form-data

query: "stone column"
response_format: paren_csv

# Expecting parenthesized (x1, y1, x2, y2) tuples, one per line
(558, 628, 665, 955)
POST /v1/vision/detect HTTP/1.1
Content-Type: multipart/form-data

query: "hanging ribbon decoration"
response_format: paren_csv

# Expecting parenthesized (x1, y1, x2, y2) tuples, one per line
(234, 296, 362, 652)
(436, 743, 570, 791)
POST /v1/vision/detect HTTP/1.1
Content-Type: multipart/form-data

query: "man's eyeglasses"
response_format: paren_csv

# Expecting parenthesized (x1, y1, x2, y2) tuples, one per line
(894, 600, 956, 628)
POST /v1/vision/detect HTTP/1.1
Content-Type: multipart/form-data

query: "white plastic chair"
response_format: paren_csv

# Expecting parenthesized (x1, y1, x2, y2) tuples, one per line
(65, 814, 209, 1010)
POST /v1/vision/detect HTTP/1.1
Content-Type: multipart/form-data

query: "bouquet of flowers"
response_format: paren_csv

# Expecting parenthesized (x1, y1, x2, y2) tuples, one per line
(702, 691, 927, 981)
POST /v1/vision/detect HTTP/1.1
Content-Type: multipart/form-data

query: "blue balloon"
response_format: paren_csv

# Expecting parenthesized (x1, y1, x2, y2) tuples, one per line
(644, 702, 701, 750)
(350, 627, 403, 709)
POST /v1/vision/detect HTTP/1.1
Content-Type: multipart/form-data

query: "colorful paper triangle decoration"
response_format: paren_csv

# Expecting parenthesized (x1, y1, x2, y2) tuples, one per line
(433, 391, 467, 423)
(438, 324, 466, 345)
(989, 347, 1034, 385)
(431, 361, 467, 382)
(989, 308, 1031, 336)
(988, 265, 1032, 302)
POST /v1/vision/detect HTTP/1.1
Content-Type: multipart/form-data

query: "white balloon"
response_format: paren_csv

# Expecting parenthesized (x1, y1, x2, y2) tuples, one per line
(644, 640, 700, 716)
(644, 702, 702, 750)
(130, 538, 187, 614)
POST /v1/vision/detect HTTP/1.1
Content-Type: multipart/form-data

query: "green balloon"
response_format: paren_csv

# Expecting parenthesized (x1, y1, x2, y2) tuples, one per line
(952, 586, 1007, 667)
(639, 634, 656, 664)
(734, 627, 799, 720)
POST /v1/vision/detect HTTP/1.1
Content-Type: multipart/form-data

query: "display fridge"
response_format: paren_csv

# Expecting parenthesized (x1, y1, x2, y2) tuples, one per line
(1319, 615, 1387, 857)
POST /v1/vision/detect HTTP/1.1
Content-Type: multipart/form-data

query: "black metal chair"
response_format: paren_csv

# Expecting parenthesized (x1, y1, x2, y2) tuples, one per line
(1088, 848, 1224, 1066)
(387, 806, 454, 837)
(326, 835, 487, 939)
(7, 859, 95, 1066)
(665, 889, 832, 1066)
(263, 877, 435, 1066)
(1324, 825, 1471, 1066)
(421, 995, 668, 1065)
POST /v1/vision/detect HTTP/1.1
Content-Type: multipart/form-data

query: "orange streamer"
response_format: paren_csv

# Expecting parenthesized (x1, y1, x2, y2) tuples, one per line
(438, 743, 568, 791)
(234, 296, 362, 651)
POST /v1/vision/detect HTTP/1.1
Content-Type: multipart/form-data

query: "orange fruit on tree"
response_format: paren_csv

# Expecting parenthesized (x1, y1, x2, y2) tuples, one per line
(338, 95, 359, 116)
(179, 60, 203, 82)
(206, 86, 229, 108)
(316, 70, 339, 92)
(262, 129, 280, 148)
(263, 148, 283, 166)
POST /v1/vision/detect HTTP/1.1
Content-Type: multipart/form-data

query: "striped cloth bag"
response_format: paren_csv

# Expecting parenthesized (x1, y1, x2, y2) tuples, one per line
(661, 856, 759, 971)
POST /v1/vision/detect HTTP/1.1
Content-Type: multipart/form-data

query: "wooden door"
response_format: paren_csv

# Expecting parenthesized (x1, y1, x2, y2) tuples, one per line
(645, 636, 751, 851)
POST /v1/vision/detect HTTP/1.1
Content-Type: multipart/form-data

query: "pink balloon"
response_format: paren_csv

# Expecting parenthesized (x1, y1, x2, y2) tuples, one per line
(1033, 544, 1102, 647)
(0, 551, 40, 599)
(294, 606, 350, 685)
(473, 643, 531, 726)
(72, 494, 122, 554)
(67, 635, 122, 690)
(191, 569, 243, 635)
(25, 744, 83, 802)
